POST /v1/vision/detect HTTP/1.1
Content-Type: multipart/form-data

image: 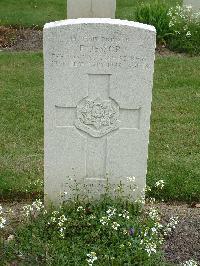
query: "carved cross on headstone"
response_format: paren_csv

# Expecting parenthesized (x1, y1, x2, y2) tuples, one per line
(55, 74, 141, 180)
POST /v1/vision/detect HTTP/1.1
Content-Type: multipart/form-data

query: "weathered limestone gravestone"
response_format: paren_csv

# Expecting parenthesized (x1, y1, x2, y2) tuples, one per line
(67, 0, 116, 19)
(183, 0, 200, 10)
(44, 19, 156, 205)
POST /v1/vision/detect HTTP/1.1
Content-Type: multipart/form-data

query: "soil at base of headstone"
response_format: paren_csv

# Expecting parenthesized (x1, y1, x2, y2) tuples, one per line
(0, 26, 43, 52)
(1, 201, 199, 265)
(0, 26, 185, 57)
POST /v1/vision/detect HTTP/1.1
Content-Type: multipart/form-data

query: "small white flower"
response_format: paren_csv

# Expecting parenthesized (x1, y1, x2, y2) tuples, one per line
(149, 197, 156, 204)
(112, 222, 120, 230)
(58, 215, 67, 223)
(181, 259, 198, 266)
(100, 216, 109, 226)
(169, 21, 174, 28)
(0, 217, 6, 229)
(89, 215, 96, 219)
(186, 31, 191, 37)
(77, 206, 84, 212)
(148, 207, 160, 221)
(127, 176, 136, 182)
(106, 208, 116, 218)
(155, 222, 163, 229)
(164, 216, 179, 235)
(50, 216, 56, 223)
(127, 242, 131, 247)
(123, 229, 128, 235)
(52, 211, 59, 216)
(122, 210, 129, 220)
(23, 200, 44, 216)
(145, 242, 157, 256)
(86, 252, 97, 265)
(155, 180, 165, 189)
(145, 186, 152, 192)
(151, 227, 157, 234)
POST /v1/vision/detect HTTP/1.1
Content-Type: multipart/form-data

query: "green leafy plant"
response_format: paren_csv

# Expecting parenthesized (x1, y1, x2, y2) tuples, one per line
(0, 180, 179, 265)
(135, 1, 200, 55)
(135, 0, 172, 44)
(0, 196, 177, 265)
(167, 5, 200, 55)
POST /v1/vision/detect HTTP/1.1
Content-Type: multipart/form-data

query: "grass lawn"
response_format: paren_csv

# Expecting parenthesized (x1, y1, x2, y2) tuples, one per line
(0, 0, 182, 28)
(0, 53, 44, 199)
(0, 52, 199, 202)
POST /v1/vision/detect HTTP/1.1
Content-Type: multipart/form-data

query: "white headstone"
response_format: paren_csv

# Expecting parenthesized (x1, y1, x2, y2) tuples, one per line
(67, 0, 116, 19)
(183, 0, 200, 10)
(44, 19, 156, 205)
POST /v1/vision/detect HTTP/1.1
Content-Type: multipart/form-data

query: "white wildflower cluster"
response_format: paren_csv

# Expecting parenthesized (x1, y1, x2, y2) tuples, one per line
(164, 216, 179, 235)
(148, 207, 160, 221)
(140, 233, 158, 256)
(112, 222, 120, 230)
(140, 220, 165, 257)
(100, 207, 130, 230)
(126, 176, 138, 193)
(144, 242, 157, 256)
(32, 179, 43, 188)
(89, 214, 96, 220)
(0, 205, 6, 229)
(127, 176, 136, 182)
(100, 216, 110, 226)
(77, 206, 84, 212)
(167, 5, 200, 38)
(22, 199, 44, 217)
(148, 197, 156, 204)
(145, 185, 151, 192)
(106, 207, 116, 218)
(118, 210, 129, 220)
(181, 259, 198, 266)
(155, 179, 165, 190)
(135, 192, 145, 205)
(58, 214, 67, 238)
(48, 211, 68, 238)
(86, 252, 97, 266)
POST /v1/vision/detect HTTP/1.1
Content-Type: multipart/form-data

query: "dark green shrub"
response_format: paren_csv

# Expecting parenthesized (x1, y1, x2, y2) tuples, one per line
(135, 0, 172, 43)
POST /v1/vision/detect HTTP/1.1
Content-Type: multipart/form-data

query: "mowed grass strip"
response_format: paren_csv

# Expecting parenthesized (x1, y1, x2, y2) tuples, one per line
(0, 0, 181, 28)
(0, 52, 199, 202)
(148, 55, 200, 202)
(0, 52, 44, 199)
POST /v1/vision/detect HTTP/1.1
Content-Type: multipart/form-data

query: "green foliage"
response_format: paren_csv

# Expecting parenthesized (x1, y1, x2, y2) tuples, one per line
(135, 0, 171, 43)
(0, 198, 170, 265)
(167, 5, 200, 55)
(135, 1, 200, 55)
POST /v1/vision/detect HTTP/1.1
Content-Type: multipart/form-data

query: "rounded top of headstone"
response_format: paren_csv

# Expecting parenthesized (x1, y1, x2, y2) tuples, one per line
(44, 18, 156, 33)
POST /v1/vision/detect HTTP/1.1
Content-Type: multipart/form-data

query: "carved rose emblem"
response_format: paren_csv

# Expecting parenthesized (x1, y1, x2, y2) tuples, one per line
(75, 97, 120, 138)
